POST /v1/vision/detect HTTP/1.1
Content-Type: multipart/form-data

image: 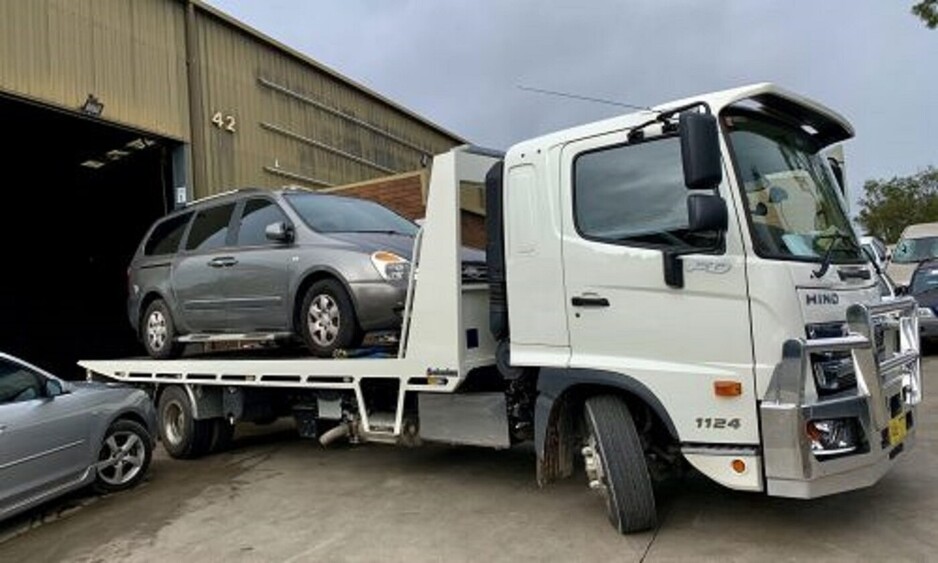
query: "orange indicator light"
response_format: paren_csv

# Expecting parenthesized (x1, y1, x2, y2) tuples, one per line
(714, 380, 742, 397)
(732, 459, 747, 473)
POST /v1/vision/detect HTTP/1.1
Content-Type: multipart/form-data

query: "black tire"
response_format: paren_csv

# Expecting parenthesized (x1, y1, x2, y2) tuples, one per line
(208, 418, 235, 454)
(94, 419, 153, 494)
(583, 395, 657, 534)
(141, 299, 183, 359)
(157, 386, 213, 459)
(299, 279, 362, 357)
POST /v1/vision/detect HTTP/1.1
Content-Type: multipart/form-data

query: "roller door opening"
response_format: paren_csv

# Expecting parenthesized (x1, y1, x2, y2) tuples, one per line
(0, 95, 178, 378)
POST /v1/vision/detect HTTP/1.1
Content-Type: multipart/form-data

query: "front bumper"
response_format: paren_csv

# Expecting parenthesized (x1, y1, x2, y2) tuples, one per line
(348, 280, 407, 332)
(760, 298, 922, 498)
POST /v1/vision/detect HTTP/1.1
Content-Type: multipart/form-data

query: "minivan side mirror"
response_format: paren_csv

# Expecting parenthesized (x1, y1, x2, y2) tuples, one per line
(679, 112, 723, 190)
(687, 193, 728, 232)
(265, 222, 294, 243)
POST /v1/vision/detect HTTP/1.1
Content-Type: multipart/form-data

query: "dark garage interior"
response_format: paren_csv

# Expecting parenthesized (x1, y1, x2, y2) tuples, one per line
(0, 95, 175, 378)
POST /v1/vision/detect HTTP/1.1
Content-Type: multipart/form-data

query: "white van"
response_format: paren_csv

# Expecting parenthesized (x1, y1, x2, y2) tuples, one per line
(886, 222, 938, 287)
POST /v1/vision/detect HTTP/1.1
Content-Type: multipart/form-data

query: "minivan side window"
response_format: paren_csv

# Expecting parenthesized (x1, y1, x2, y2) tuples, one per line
(237, 199, 289, 246)
(573, 136, 717, 250)
(186, 203, 236, 252)
(145, 212, 192, 256)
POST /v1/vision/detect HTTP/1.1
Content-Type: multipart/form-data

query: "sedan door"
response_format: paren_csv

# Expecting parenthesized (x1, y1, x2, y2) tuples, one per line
(171, 202, 237, 332)
(0, 358, 92, 516)
(224, 197, 295, 332)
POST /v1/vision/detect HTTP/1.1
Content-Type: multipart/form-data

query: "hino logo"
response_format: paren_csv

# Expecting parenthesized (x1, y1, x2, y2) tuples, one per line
(806, 293, 840, 306)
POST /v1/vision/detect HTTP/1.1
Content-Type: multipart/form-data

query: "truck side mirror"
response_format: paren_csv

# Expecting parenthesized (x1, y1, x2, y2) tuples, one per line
(687, 194, 728, 232)
(679, 112, 723, 190)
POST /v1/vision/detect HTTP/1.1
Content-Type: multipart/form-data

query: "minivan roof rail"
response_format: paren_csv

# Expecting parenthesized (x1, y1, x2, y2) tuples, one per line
(185, 187, 264, 206)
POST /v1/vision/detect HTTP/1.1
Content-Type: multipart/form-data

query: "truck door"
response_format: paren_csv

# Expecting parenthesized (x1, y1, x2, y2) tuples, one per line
(559, 130, 759, 445)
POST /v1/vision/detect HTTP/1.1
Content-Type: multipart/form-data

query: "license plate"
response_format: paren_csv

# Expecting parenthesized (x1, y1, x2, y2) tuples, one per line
(888, 415, 908, 446)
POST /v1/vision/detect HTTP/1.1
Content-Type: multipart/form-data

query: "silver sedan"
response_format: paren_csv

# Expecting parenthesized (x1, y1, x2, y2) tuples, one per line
(0, 352, 156, 521)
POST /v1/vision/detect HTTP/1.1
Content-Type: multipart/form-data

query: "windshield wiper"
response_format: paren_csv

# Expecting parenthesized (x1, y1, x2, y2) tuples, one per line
(813, 231, 860, 279)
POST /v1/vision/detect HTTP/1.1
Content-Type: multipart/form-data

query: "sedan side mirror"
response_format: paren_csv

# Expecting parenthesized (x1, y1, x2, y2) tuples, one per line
(679, 112, 723, 190)
(45, 379, 64, 398)
(265, 222, 294, 243)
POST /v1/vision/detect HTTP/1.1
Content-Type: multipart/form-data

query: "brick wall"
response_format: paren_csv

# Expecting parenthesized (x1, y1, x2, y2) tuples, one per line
(326, 171, 487, 250)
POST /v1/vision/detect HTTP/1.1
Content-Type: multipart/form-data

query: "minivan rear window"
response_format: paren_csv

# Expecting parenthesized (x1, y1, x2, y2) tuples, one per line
(144, 212, 192, 256)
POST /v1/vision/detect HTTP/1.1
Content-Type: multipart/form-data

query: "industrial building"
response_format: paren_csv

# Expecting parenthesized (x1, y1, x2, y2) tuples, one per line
(0, 0, 464, 375)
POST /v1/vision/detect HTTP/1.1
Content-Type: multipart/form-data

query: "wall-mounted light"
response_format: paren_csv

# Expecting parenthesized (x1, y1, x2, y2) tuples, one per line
(81, 94, 104, 116)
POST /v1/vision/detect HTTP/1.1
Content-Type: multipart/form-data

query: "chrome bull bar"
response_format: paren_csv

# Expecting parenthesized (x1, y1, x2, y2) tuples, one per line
(761, 297, 921, 498)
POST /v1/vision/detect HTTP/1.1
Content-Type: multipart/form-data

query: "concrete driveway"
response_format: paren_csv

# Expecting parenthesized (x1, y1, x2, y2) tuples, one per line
(2, 358, 936, 562)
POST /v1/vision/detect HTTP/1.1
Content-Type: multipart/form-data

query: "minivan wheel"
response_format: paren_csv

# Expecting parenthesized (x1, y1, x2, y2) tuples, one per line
(142, 299, 183, 359)
(300, 279, 362, 357)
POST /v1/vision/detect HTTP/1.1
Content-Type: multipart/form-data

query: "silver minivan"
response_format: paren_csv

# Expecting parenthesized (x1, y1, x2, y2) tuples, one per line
(128, 188, 443, 358)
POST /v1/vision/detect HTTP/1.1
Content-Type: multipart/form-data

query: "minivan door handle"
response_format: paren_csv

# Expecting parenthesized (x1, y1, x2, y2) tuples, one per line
(571, 296, 610, 307)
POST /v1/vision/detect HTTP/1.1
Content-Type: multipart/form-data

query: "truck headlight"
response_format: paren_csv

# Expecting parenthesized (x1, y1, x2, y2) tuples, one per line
(806, 418, 860, 457)
(917, 307, 934, 318)
(371, 251, 410, 282)
(811, 353, 857, 395)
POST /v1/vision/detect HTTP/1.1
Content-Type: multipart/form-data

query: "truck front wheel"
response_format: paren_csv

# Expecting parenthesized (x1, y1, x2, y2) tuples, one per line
(582, 395, 657, 534)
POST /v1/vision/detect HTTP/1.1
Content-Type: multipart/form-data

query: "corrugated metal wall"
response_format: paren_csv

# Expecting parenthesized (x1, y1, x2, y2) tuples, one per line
(192, 8, 459, 197)
(0, 0, 461, 199)
(0, 0, 189, 141)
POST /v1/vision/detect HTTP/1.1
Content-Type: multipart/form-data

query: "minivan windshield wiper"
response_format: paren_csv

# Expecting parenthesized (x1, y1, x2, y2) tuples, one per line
(330, 229, 415, 236)
(813, 231, 860, 278)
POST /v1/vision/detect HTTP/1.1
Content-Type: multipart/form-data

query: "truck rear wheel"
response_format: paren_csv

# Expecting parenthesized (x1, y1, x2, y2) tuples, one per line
(583, 395, 657, 534)
(158, 386, 213, 459)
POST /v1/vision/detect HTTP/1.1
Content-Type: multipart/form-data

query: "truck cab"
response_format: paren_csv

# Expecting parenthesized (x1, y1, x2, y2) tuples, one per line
(492, 83, 920, 507)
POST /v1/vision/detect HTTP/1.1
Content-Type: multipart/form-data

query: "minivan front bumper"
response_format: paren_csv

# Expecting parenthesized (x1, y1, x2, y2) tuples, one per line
(760, 298, 922, 498)
(349, 280, 408, 331)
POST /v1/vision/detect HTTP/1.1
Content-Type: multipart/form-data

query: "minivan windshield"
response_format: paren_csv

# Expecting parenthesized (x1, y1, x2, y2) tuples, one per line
(892, 236, 938, 264)
(725, 111, 862, 263)
(284, 193, 418, 236)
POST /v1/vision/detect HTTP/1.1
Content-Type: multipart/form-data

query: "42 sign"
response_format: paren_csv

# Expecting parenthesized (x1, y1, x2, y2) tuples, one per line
(211, 111, 237, 133)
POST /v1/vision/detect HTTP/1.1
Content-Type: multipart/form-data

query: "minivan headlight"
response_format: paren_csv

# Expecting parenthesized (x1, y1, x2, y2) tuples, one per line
(371, 251, 410, 282)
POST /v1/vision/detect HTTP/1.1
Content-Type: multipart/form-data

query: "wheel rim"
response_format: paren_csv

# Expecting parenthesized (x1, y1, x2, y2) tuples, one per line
(163, 401, 185, 445)
(146, 310, 168, 351)
(97, 431, 146, 486)
(307, 294, 340, 347)
(583, 415, 616, 517)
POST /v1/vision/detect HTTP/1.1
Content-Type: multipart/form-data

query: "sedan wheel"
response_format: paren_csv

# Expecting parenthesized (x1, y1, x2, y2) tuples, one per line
(94, 420, 153, 493)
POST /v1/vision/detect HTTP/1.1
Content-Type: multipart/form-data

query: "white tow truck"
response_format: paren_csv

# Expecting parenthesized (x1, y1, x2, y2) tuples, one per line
(82, 83, 922, 534)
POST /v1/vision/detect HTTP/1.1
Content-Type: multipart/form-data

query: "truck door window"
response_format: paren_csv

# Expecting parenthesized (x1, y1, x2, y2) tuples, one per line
(573, 136, 718, 250)
(236, 199, 289, 246)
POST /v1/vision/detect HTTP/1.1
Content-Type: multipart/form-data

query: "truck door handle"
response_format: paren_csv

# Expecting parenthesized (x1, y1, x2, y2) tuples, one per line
(571, 296, 610, 307)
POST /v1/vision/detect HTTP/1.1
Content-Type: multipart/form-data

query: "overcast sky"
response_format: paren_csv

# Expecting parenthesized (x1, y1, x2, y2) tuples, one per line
(206, 0, 936, 211)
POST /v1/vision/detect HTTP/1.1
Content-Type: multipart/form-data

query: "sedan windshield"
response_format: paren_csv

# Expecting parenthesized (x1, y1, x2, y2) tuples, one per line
(726, 112, 861, 263)
(284, 193, 418, 236)
(892, 236, 938, 264)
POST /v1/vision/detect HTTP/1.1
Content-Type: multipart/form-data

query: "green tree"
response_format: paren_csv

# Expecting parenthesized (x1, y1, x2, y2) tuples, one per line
(857, 167, 938, 243)
(913, 0, 938, 28)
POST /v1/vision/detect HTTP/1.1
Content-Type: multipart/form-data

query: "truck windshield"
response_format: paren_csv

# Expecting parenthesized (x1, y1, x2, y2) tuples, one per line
(725, 112, 862, 263)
